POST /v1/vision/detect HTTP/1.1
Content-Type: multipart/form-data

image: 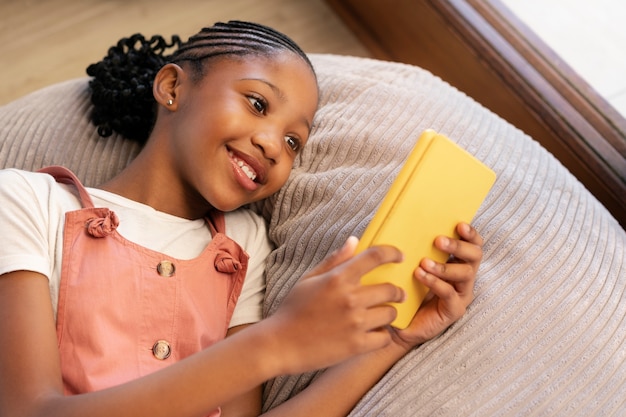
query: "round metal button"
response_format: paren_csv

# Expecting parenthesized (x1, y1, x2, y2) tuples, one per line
(152, 340, 172, 360)
(156, 260, 175, 277)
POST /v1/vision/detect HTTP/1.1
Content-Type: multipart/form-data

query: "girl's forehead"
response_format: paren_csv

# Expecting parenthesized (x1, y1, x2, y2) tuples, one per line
(203, 52, 317, 95)
(207, 51, 314, 78)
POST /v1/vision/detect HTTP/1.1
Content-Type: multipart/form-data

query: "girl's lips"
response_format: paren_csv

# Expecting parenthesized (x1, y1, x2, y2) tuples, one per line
(230, 158, 258, 191)
(232, 153, 257, 181)
(227, 148, 267, 190)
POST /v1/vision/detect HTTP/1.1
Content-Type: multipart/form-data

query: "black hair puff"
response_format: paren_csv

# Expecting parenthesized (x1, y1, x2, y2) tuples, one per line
(86, 34, 181, 144)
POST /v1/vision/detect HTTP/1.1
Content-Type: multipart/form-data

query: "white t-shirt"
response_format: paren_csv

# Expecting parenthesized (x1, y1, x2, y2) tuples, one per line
(0, 169, 270, 328)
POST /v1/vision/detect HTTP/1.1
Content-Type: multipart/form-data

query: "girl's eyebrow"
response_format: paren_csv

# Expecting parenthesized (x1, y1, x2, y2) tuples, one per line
(241, 78, 285, 101)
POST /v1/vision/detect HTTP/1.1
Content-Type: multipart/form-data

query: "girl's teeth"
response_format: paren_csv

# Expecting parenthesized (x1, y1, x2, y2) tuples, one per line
(231, 153, 257, 181)
(241, 164, 256, 181)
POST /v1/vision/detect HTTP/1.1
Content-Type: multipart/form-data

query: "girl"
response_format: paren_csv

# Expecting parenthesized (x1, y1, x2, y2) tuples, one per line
(0, 21, 482, 417)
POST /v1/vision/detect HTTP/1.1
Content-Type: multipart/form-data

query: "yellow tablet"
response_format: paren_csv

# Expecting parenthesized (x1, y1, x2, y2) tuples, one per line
(355, 130, 496, 329)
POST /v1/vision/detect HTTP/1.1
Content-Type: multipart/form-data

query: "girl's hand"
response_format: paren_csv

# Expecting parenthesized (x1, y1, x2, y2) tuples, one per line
(392, 222, 483, 350)
(263, 237, 407, 376)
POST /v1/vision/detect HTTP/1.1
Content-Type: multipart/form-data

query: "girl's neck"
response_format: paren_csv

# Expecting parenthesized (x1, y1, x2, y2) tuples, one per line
(99, 145, 211, 220)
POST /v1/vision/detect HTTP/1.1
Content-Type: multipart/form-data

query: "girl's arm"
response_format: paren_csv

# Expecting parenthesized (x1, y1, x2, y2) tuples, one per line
(262, 223, 482, 417)
(219, 324, 263, 417)
(0, 243, 406, 417)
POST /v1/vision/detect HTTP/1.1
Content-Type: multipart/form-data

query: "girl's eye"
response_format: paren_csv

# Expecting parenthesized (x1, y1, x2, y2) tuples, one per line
(248, 96, 267, 114)
(284, 136, 301, 152)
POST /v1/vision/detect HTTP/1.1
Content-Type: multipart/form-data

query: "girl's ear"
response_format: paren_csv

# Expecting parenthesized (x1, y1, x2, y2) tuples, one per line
(153, 63, 185, 110)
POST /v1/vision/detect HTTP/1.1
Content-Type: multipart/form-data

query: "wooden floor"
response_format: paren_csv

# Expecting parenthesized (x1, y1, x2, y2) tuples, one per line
(0, 0, 370, 105)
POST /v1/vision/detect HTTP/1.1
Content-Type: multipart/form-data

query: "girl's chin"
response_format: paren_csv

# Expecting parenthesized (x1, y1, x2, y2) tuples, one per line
(210, 197, 254, 213)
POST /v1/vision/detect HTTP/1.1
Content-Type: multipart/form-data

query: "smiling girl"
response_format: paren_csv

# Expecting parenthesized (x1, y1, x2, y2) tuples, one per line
(0, 21, 482, 417)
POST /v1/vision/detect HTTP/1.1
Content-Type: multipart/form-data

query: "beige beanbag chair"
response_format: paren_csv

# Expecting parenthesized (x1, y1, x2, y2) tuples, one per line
(1, 54, 624, 416)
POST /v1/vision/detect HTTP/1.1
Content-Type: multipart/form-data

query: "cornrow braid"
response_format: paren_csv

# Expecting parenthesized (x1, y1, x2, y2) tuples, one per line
(171, 21, 313, 70)
(87, 21, 315, 144)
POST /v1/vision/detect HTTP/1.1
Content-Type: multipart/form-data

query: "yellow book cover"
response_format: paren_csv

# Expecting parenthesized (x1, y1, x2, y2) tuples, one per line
(356, 130, 496, 329)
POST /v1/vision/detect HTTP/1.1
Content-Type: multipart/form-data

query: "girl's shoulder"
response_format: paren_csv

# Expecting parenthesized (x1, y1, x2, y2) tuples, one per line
(0, 168, 55, 197)
(0, 168, 82, 211)
(0, 167, 51, 183)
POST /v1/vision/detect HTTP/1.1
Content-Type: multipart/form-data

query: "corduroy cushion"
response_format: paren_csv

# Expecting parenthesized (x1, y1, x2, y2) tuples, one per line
(1, 54, 625, 416)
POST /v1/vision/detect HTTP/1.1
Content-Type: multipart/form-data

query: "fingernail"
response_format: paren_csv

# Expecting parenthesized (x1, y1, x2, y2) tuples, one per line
(416, 267, 430, 283)
(416, 267, 427, 280)
(344, 236, 358, 251)
(424, 259, 436, 270)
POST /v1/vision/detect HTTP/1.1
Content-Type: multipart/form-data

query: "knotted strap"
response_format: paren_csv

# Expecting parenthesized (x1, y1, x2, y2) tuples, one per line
(214, 240, 245, 274)
(85, 210, 119, 238)
(206, 210, 245, 273)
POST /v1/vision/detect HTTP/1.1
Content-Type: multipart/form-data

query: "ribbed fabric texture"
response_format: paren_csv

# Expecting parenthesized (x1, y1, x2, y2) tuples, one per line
(1, 54, 624, 416)
(260, 55, 626, 416)
(0, 78, 141, 186)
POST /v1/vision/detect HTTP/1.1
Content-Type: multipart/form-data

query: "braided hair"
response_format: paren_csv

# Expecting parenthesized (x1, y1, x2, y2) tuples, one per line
(87, 21, 315, 144)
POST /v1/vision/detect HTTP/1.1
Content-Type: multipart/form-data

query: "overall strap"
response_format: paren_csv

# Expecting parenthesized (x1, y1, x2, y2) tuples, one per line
(38, 166, 95, 208)
(206, 209, 227, 236)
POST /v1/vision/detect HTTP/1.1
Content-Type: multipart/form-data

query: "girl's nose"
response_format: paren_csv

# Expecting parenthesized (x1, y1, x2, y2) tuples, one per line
(251, 130, 282, 163)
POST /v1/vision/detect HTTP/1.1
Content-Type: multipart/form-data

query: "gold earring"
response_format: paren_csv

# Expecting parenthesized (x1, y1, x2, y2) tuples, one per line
(166, 99, 174, 106)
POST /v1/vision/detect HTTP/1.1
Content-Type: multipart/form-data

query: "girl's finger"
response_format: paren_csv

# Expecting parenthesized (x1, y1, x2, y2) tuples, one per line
(304, 236, 359, 278)
(338, 245, 405, 286)
(457, 222, 483, 246)
(419, 259, 475, 283)
(357, 282, 406, 308)
(415, 267, 458, 301)
(433, 236, 482, 265)
(360, 327, 394, 352)
(305, 241, 404, 287)
(362, 303, 399, 330)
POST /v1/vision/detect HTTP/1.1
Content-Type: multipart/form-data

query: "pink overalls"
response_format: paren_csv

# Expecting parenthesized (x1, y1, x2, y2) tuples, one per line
(41, 166, 249, 416)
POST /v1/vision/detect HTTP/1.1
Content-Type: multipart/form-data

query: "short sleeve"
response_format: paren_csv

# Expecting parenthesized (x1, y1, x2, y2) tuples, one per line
(0, 169, 57, 278)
